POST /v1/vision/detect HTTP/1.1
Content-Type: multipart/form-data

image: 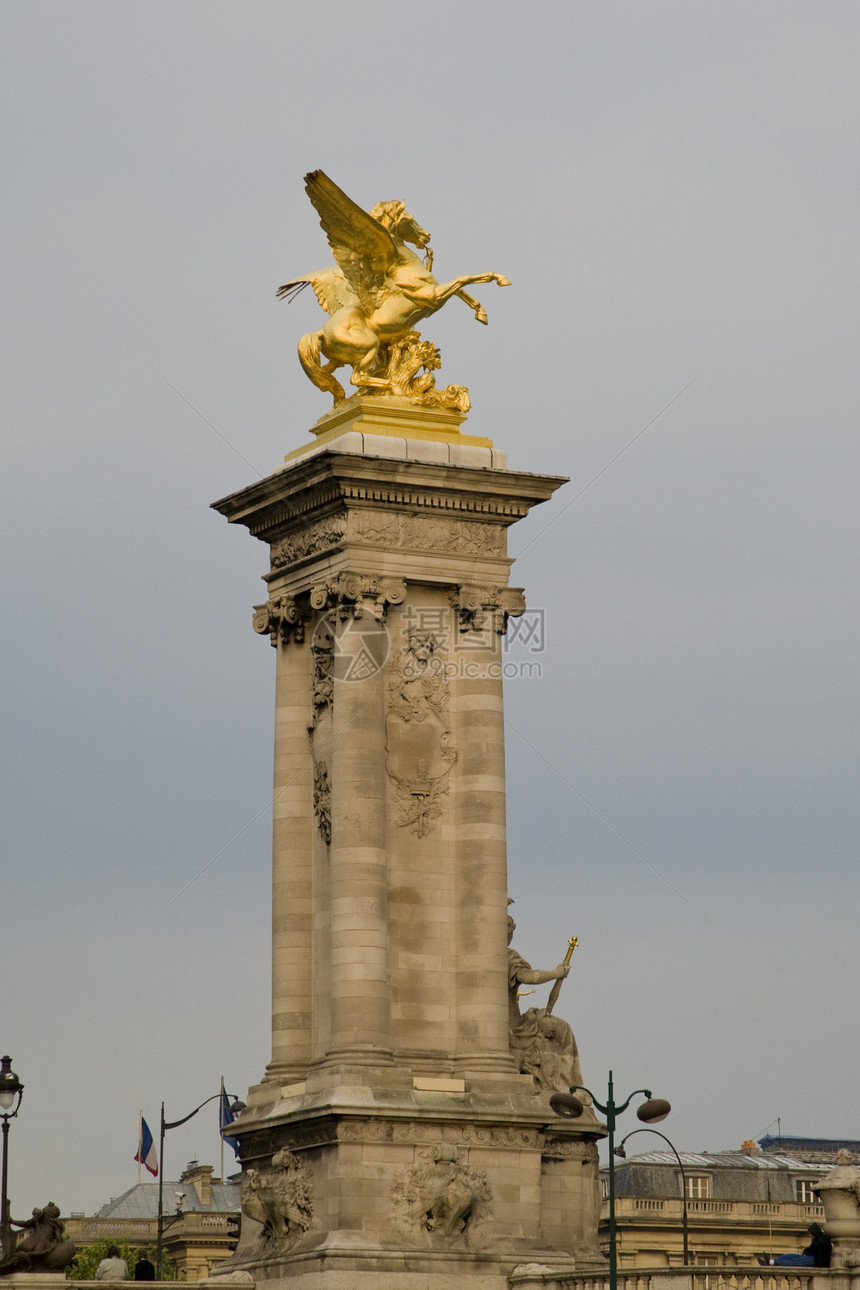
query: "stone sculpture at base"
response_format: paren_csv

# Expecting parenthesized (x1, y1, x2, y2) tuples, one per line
(241, 1150, 314, 1254)
(392, 1145, 492, 1248)
(0, 1203, 76, 1276)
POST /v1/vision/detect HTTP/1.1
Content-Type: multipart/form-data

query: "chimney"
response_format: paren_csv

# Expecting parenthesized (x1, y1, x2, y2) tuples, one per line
(179, 1161, 214, 1206)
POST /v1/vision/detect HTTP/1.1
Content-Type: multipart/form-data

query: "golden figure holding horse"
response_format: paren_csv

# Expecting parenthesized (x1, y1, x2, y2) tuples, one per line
(278, 171, 510, 409)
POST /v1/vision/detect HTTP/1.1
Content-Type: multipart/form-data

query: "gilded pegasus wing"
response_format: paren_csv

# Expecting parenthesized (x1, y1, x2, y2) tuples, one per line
(304, 170, 396, 313)
(276, 266, 359, 314)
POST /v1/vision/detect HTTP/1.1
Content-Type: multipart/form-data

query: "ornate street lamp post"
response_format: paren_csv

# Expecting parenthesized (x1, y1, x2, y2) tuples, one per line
(156, 1092, 245, 1279)
(551, 1070, 670, 1290)
(0, 1057, 24, 1265)
(615, 1128, 690, 1266)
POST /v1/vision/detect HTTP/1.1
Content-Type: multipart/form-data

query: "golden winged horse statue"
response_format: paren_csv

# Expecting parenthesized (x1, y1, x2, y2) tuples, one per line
(278, 170, 510, 407)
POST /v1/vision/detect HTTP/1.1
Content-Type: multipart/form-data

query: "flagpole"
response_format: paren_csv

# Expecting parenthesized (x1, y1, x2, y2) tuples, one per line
(137, 1112, 142, 1185)
(220, 1078, 225, 1182)
(156, 1101, 166, 1280)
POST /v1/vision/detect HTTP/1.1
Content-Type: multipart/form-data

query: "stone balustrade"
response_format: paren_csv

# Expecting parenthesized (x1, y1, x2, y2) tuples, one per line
(605, 1198, 826, 1223)
(601, 1196, 829, 1267)
(509, 1266, 855, 1290)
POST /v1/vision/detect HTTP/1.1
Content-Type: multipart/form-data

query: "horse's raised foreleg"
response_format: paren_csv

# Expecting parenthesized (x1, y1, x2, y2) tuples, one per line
(455, 289, 488, 325)
(434, 273, 511, 308)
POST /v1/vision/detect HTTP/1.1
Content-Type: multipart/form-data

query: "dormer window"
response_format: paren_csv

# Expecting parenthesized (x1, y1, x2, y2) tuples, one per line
(686, 1175, 711, 1200)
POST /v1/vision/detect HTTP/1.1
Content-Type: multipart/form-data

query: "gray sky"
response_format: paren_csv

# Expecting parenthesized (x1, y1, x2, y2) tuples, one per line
(3, 1, 859, 1215)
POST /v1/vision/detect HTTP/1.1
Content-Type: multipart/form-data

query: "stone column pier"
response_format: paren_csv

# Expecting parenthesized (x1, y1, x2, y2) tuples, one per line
(212, 399, 605, 1290)
(325, 638, 393, 1067)
(269, 633, 314, 1083)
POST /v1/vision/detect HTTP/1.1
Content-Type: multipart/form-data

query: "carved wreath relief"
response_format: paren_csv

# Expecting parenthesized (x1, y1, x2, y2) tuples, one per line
(391, 1146, 492, 1248)
(386, 630, 456, 838)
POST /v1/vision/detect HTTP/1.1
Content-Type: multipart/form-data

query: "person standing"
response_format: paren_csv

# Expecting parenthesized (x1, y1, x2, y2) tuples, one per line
(95, 1245, 128, 1280)
(133, 1249, 156, 1281)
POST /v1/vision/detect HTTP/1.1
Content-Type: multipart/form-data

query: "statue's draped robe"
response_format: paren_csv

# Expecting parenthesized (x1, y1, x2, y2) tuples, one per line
(508, 948, 583, 1093)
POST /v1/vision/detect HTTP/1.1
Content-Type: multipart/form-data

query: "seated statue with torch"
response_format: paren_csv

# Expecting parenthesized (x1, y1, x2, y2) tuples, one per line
(507, 903, 584, 1094)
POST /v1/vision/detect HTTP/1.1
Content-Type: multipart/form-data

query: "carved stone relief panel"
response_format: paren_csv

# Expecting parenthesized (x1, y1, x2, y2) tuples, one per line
(312, 761, 331, 844)
(390, 1145, 492, 1249)
(270, 515, 346, 570)
(352, 510, 506, 558)
(310, 636, 333, 724)
(386, 630, 456, 838)
(241, 1149, 314, 1252)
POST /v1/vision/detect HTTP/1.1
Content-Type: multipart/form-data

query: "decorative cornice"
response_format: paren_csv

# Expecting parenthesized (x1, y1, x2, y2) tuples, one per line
(542, 1136, 598, 1161)
(233, 1114, 577, 1157)
(212, 453, 567, 548)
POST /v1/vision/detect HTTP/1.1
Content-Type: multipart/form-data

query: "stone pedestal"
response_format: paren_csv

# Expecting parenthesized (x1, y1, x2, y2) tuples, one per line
(212, 400, 605, 1290)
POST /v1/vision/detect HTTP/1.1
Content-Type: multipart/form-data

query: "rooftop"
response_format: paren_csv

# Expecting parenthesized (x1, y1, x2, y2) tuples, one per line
(96, 1163, 240, 1219)
(611, 1150, 830, 1173)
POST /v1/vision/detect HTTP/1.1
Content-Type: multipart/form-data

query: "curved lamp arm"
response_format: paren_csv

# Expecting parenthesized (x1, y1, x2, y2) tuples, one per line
(156, 1090, 242, 1278)
(164, 1091, 232, 1132)
(615, 1127, 690, 1266)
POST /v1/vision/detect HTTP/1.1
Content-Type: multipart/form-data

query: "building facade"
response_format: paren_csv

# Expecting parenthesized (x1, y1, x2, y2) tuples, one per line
(601, 1142, 847, 1268)
(64, 1162, 240, 1280)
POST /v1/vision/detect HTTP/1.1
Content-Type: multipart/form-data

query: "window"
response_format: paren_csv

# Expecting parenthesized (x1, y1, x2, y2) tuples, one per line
(686, 1175, 711, 1200)
(795, 1179, 820, 1204)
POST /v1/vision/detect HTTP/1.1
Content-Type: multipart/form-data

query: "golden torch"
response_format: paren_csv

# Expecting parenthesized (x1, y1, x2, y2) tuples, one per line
(545, 936, 578, 1015)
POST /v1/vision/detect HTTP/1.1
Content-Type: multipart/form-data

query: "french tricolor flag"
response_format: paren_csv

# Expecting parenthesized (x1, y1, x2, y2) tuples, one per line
(134, 1115, 158, 1177)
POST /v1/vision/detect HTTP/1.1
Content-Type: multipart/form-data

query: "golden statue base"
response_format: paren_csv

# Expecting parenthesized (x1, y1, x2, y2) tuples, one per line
(285, 395, 493, 463)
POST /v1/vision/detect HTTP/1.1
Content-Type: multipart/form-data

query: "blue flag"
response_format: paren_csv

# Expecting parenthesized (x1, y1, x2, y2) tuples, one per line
(220, 1086, 240, 1159)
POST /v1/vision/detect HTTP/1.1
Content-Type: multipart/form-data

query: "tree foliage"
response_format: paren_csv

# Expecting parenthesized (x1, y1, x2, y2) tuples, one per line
(66, 1236, 175, 1280)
